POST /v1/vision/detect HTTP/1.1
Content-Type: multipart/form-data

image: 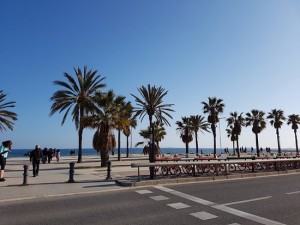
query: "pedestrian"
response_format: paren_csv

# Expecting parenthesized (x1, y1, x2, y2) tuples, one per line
(56, 149, 60, 162)
(42, 148, 48, 164)
(48, 148, 53, 163)
(30, 145, 43, 177)
(0, 140, 13, 182)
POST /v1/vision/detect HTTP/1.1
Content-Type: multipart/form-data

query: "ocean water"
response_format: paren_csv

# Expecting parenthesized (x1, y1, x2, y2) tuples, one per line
(8, 147, 226, 158)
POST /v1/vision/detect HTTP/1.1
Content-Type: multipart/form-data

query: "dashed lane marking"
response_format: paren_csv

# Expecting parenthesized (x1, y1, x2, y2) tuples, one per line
(167, 202, 190, 209)
(150, 195, 169, 201)
(285, 190, 300, 195)
(155, 186, 286, 225)
(190, 211, 218, 220)
(136, 190, 153, 194)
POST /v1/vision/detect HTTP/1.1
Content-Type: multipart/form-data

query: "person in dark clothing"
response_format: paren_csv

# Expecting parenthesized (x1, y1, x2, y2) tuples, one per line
(42, 148, 48, 164)
(30, 145, 43, 177)
(48, 148, 53, 163)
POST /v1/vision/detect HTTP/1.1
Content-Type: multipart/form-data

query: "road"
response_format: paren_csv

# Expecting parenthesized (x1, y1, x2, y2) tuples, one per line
(1, 174, 300, 225)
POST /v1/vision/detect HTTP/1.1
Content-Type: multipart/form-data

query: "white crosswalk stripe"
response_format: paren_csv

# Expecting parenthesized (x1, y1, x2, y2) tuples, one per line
(167, 202, 190, 209)
(190, 211, 218, 220)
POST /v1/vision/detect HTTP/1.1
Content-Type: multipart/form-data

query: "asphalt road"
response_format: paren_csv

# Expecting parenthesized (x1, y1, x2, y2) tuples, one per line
(1, 174, 300, 225)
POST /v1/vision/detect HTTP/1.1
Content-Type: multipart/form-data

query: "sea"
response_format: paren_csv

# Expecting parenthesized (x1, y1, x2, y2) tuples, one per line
(9, 147, 226, 158)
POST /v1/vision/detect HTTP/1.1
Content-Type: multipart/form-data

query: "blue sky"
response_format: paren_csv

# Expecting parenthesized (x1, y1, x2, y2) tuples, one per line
(1, 0, 300, 150)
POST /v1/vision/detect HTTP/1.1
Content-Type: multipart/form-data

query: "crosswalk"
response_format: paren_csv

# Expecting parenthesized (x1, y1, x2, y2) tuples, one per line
(135, 186, 287, 225)
(136, 188, 238, 224)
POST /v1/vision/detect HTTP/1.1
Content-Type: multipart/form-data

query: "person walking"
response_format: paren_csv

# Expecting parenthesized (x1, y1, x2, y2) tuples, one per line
(30, 145, 43, 177)
(42, 148, 48, 164)
(0, 140, 13, 182)
(55, 149, 60, 162)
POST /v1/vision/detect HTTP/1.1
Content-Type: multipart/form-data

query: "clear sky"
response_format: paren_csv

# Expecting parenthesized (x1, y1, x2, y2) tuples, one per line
(1, 0, 300, 150)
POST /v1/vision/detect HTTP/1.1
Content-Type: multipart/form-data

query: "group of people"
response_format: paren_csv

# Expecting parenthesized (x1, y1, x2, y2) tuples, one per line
(0, 140, 63, 182)
(30, 146, 61, 177)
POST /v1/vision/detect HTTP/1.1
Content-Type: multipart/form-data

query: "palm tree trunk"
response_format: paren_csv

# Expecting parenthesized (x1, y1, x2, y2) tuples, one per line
(100, 150, 109, 167)
(276, 128, 281, 156)
(77, 107, 84, 163)
(212, 124, 217, 158)
(126, 135, 129, 158)
(118, 129, 121, 161)
(77, 127, 83, 163)
(195, 131, 199, 155)
(149, 116, 155, 179)
(185, 127, 189, 156)
(294, 129, 299, 155)
(236, 135, 240, 158)
(255, 133, 260, 157)
(232, 140, 235, 155)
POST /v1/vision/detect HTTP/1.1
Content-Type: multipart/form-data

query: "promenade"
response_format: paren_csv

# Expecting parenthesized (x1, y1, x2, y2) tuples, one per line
(0, 154, 150, 202)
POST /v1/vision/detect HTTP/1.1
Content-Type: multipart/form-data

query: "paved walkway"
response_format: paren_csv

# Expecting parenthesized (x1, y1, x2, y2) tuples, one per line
(0, 154, 149, 202)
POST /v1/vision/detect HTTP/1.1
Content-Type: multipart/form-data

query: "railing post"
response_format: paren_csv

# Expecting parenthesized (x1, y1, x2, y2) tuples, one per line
(106, 161, 112, 180)
(22, 164, 29, 185)
(68, 162, 75, 183)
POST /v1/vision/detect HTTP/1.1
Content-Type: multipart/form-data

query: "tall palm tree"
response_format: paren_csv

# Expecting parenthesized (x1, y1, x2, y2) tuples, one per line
(123, 117, 137, 158)
(245, 109, 266, 157)
(131, 84, 174, 179)
(202, 97, 225, 158)
(287, 114, 300, 155)
(190, 115, 210, 155)
(227, 112, 245, 158)
(176, 117, 193, 156)
(267, 109, 286, 156)
(226, 125, 236, 155)
(50, 66, 106, 163)
(0, 90, 18, 132)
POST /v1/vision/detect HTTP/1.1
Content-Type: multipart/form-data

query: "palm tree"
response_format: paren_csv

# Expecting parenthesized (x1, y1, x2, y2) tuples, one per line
(50, 66, 106, 163)
(190, 115, 210, 155)
(176, 117, 193, 156)
(115, 100, 133, 161)
(226, 112, 245, 158)
(267, 109, 286, 156)
(226, 125, 236, 155)
(245, 109, 266, 157)
(123, 117, 137, 158)
(287, 114, 300, 155)
(135, 122, 166, 156)
(0, 90, 18, 132)
(83, 90, 123, 167)
(202, 97, 225, 158)
(131, 84, 174, 179)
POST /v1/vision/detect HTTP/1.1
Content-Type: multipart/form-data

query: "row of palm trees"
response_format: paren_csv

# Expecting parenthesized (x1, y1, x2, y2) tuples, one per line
(175, 98, 300, 159)
(2, 66, 300, 173)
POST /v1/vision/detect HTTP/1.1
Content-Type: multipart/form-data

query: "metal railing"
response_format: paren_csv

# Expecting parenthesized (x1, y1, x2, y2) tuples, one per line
(131, 157, 300, 181)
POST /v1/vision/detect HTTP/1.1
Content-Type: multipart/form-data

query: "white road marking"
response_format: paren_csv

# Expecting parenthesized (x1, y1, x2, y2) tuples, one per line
(167, 202, 190, 209)
(155, 186, 286, 225)
(150, 195, 169, 201)
(222, 196, 272, 206)
(228, 223, 241, 225)
(136, 190, 153, 194)
(285, 190, 300, 195)
(190, 211, 218, 220)
(0, 196, 36, 203)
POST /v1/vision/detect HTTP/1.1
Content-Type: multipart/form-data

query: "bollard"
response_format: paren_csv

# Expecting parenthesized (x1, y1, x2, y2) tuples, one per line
(106, 161, 112, 180)
(22, 164, 29, 185)
(68, 162, 75, 183)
